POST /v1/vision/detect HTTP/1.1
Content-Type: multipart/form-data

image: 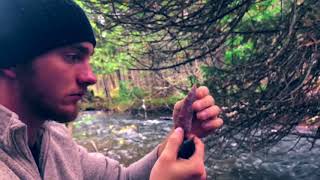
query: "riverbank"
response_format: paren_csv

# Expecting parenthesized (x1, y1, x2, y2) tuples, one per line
(78, 94, 179, 118)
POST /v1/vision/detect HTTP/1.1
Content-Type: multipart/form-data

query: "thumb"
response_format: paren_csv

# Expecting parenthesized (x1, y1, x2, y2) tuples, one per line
(161, 127, 184, 160)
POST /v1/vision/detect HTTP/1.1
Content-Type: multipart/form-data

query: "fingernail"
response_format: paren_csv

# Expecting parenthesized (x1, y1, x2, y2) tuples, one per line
(175, 127, 183, 133)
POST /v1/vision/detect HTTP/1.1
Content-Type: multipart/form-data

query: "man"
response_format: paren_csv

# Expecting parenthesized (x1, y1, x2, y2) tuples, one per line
(0, 0, 223, 179)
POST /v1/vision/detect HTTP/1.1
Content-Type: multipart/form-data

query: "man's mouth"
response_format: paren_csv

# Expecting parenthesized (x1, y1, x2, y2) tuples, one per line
(71, 93, 84, 97)
(68, 91, 86, 102)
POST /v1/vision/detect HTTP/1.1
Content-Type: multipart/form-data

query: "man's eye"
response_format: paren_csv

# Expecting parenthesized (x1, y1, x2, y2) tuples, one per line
(64, 54, 82, 63)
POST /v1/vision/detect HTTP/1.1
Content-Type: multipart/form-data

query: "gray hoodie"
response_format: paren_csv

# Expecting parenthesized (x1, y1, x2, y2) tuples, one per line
(0, 105, 158, 180)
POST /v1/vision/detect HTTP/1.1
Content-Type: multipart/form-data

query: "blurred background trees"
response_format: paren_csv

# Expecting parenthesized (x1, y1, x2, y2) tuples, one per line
(75, 0, 320, 158)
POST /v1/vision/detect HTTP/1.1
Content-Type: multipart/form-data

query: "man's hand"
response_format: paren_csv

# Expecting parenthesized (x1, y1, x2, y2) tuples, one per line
(157, 86, 223, 157)
(173, 86, 223, 138)
(150, 128, 206, 180)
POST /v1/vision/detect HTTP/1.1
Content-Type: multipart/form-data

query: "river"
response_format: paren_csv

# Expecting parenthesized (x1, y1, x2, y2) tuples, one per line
(72, 111, 320, 180)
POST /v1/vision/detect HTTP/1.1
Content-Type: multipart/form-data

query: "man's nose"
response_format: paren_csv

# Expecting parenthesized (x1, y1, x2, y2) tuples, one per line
(77, 63, 97, 86)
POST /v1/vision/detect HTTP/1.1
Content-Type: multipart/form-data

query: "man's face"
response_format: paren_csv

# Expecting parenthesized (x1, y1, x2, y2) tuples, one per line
(16, 42, 96, 123)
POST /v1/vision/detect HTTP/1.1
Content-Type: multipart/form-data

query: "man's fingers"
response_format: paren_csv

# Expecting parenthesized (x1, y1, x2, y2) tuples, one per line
(202, 118, 224, 130)
(196, 105, 221, 120)
(196, 86, 209, 99)
(160, 127, 184, 161)
(192, 95, 215, 112)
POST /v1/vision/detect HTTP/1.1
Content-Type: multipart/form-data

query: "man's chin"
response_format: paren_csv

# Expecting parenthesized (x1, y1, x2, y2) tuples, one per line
(46, 105, 79, 123)
(53, 112, 78, 123)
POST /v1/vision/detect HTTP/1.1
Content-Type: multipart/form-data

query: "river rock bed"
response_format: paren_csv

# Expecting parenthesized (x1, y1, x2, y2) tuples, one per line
(73, 111, 320, 180)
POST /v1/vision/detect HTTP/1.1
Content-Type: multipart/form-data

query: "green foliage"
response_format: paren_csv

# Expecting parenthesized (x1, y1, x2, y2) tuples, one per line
(91, 44, 132, 75)
(188, 75, 199, 87)
(246, 0, 281, 22)
(148, 93, 185, 107)
(118, 81, 145, 101)
(75, 1, 140, 75)
(255, 83, 268, 93)
(221, 0, 282, 66)
(110, 81, 147, 111)
(73, 114, 95, 129)
(224, 36, 255, 65)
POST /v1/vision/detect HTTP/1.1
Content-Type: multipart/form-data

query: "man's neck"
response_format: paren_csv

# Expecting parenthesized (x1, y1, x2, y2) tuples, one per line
(0, 80, 44, 147)
(25, 116, 43, 148)
(15, 103, 44, 147)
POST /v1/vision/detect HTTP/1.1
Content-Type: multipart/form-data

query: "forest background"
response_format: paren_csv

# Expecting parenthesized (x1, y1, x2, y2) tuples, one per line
(74, 0, 319, 157)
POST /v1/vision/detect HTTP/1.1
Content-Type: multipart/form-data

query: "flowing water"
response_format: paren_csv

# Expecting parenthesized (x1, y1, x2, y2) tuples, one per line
(72, 111, 320, 180)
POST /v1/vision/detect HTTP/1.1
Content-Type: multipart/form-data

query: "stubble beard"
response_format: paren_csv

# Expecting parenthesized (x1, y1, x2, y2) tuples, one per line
(20, 86, 80, 124)
(29, 97, 79, 123)
(16, 64, 79, 124)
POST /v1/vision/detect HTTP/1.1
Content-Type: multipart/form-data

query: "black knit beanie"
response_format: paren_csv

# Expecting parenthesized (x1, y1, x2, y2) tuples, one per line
(0, 0, 96, 68)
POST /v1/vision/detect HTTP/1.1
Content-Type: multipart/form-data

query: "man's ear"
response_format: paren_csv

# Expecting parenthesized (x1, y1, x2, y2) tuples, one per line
(0, 68, 17, 79)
